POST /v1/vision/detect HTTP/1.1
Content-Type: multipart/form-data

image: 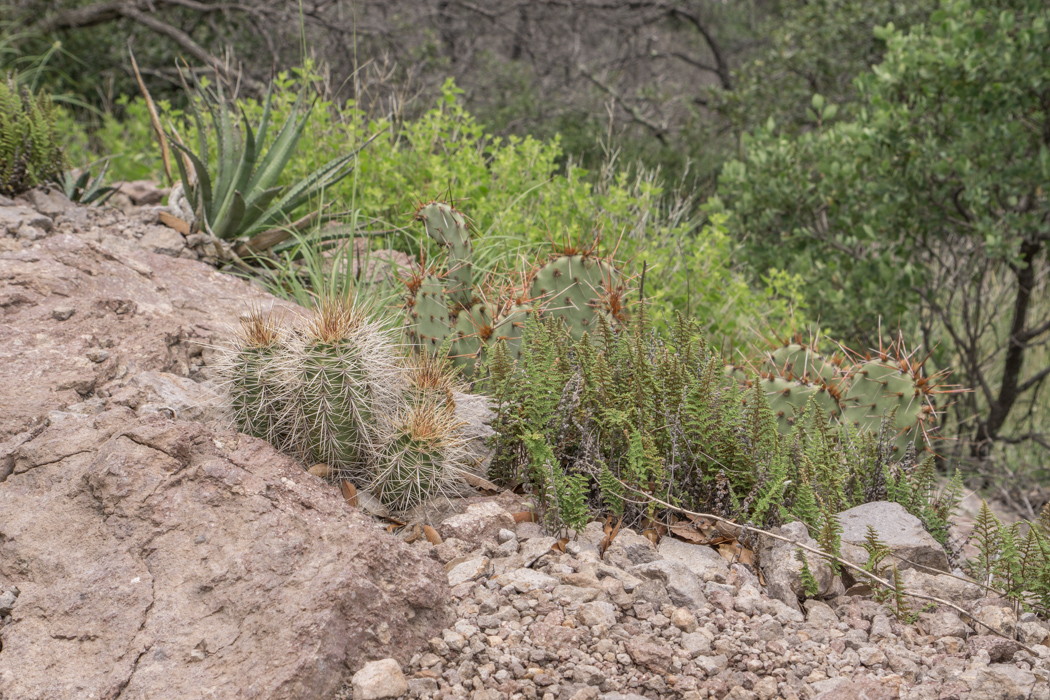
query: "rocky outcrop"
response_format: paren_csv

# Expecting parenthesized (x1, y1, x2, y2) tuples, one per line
(0, 410, 450, 699)
(0, 193, 455, 699)
(0, 196, 301, 442)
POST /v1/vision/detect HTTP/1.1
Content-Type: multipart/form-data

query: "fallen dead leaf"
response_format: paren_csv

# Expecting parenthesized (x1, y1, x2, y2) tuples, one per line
(308, 463, 333, 478)
(717, 540, 755, 567)
(340, 480, 359, 507)
(600, 516, 622, 558)
(456, 470, 501, 494)
(512, 511, 537, 523)
(401, 523, 422, 543)
(670, 522, 708, 544)
(423, 525, 442, 545)
(158, 211, 191, 235)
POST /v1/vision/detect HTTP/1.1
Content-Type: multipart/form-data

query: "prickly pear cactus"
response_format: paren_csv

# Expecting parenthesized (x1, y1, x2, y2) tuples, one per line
(764, 343, 845, 386)
(493, 304, 531, 362)
(843, 359, 936, 454)
(450, 302, 494, 376)
(408, 273, 454, 352)
(734, 340, 942, 453)
(530, 254, 621, 342)
(416, 202, 473, 309)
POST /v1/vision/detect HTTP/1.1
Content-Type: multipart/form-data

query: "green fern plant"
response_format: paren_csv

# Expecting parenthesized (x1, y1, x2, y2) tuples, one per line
(796, 548, 820, 597)
(488, 303, 947, 534)
(0, 74, 67, 197)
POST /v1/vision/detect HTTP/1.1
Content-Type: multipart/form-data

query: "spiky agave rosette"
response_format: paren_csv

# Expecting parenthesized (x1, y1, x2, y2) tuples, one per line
(286, 297, 404, 478)
(213, 305, 297, 450)
(368, 399, 469, 514)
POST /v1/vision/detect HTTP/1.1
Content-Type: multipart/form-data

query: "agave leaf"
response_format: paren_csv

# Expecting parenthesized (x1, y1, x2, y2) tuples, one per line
(169, 139, 213, 220)
(244, 95, 312, 198)
(214, 190, 247, 240)
(255, 82, 274, 151)
(246, 152, 355, 234)
(211, 108, 256, 235)
(212, 92, 237, 217)
(236, 185, 285, 234)
(73, 168, 90, 192)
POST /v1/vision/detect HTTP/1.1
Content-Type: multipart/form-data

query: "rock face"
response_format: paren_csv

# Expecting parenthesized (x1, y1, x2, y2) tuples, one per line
(757, 521, 838, 610)
(837, 501, 950, 574)
(0, 410, 450, 699)
(0, 195, 455, 698)
(0, 215, 298, 442)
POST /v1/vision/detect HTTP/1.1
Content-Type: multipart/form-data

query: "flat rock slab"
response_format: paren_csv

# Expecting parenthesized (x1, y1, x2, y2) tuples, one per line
(0, 410, 450, 699)
(836, 501, 950, 574)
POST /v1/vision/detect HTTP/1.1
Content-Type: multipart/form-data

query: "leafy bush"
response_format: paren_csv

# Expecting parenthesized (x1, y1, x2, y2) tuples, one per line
(0, 74, 66, 196)
(713, 0, 1050, 464)
(88, 71, 803, 345)
(487, 310, 961, 539)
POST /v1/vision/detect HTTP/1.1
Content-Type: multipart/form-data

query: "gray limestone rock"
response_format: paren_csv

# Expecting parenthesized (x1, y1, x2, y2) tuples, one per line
(836, 501, 950, 574)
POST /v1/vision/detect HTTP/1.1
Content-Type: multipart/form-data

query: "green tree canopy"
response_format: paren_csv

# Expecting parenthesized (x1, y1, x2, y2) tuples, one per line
(715, 0, 1050, 457)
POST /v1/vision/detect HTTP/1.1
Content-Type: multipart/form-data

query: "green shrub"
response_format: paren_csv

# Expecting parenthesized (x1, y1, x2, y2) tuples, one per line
(0, 75, 67, 196)
(87, 70, 803, 346)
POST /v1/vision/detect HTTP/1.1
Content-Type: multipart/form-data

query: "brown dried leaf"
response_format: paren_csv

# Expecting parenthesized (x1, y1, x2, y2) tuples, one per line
(457, 470, 500, 494)
(600, 516, 622, 558)
(512, 511, 537, 523)
(340, 480, 358, 507)
(717, 540, 755, 566)
(402, 523, 422, 544)
(158, 211, 191, 235)
(307, 463, 333, 478)
(423, 525, 443, 545)
(670, 522, 709, 544)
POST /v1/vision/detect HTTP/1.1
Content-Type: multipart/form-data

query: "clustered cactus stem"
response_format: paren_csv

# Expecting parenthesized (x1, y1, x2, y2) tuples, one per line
(215, 296, 470, 515)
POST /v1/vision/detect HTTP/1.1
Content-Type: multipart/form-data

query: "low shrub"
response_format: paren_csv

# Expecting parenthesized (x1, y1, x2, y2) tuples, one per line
(487, 310, 961, 543)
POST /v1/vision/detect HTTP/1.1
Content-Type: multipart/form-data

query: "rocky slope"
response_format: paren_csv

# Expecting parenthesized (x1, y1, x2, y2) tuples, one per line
(2, 190, 1048, 700)
(0, 189, 449, 699)
(332, 500, 1050, 700)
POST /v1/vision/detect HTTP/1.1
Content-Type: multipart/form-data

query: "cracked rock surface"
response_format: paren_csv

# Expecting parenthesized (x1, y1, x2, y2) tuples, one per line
(0, 410, 451, 699)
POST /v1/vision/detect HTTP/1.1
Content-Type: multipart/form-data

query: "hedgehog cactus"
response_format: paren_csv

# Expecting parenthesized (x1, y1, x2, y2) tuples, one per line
(215, 307, 294, 450)
(288, 298, 404, 475)
(368, 400, 469, 513)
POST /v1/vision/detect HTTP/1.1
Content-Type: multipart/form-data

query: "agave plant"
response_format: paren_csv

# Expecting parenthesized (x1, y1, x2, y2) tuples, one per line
(53, 157, 117, 205)
(169, 80, 358, 244)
